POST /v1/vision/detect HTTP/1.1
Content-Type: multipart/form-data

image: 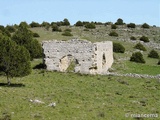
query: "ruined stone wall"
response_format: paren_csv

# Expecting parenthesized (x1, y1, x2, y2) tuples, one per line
(42, 39, 113, 75)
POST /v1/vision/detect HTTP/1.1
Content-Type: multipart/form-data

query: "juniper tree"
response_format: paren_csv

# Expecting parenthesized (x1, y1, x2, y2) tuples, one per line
(0, 36, 31, 85)
(12, 26, 42, 60)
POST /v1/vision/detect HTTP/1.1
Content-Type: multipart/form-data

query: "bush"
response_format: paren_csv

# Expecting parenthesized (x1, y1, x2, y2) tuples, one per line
(109, 31, 118, 37)
(41, 21, 50, 27)
(134, 43, 146, 51)
(111, 24, 117, 29)
(85, 23, 96, 29)
(62, 18, 70, 26)
(130, 36, 137, 40)
(75, 21, 83, 26)
(141, 23, 150, 28)
(5, 25, 16, 33)
(12, 26, 42, 60)
(52, 24, 61, 32)
(113, 42, 125, 53)
(148, 49, 159, 58)
(0, 25, 5, 32)
(127, 23, 136, 28)
(30, 22, 40, 27)
(115, 18, 124, 25)
(33, 33, 40, 37)
(19, 21, 29, 28)
(62, 31, 73, 36)
(140, 36, 149, 42)
(130, 52, 145, 63)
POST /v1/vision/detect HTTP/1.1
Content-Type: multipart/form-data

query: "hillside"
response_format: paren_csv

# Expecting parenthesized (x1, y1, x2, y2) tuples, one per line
(0, 24, 160, 120)
(30, 24, 160, 75)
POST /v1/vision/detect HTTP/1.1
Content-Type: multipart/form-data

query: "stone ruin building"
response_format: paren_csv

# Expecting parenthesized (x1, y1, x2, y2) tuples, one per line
(42, 39, 113, 75)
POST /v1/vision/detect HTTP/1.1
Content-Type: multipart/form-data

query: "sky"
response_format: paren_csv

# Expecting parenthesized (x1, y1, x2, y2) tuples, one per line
(0, 0, 160, 26)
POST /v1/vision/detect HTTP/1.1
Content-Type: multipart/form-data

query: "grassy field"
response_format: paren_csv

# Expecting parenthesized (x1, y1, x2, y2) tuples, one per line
(0, 60, 160, 120)
(0, 25, 160, 120)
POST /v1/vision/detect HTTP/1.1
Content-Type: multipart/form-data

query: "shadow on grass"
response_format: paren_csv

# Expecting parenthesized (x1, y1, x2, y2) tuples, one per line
(0, 83, 25, 87)
(33, 63, 46, 69)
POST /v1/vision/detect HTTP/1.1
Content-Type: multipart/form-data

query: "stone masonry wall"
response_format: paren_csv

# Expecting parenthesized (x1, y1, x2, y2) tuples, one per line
(42, 39, 113, 75)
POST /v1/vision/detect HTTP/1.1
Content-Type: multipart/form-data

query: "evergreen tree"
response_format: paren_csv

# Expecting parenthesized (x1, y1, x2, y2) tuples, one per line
(19, 21, 29, 28)
(0, 36, 31, 85)
(130, 52, 145, 63)
(148, 49, 159, 58)
(111, 24, 117, 29)
(85, 22, 96, 29)
(134, 43, 146, 51)
(141, 23, 150, 28)
(12, 26, 42, 60)
(127, 23, 136, 28)
(75, 21, 83, 26)
(63, 18, 70, 26)
(115, 18, 124, 25)
(113, 42, 125, 53)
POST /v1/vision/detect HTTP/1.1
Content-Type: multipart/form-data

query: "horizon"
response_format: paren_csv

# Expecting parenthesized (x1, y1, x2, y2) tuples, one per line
(0, 0, 160, 26)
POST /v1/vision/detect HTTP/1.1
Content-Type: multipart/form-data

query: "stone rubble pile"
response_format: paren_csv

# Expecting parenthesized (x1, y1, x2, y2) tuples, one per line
(108, 72, 160, 79)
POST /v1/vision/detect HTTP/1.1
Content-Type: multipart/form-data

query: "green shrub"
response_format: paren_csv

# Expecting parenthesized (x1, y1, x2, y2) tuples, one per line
(33, 33, 40, 37)
(62, 18, 70, 26)
(130, 52, 145, 63)
(148, 49, 159, 58)
(140, 36, 149, 42)
(75, 21, 83, 26)
(62, 31, 73, 36)
(30, 21, 40, 27)
(52, 24, 62, 32)
(130, 36, 137, 40)
(12, 26, 42, 60)
(19, 21, 29, 28)
(113, 42, 125, 53)
(0, 25, 5, 32)
(134, 43, 146, 51)
(111, 24, 117, 29)
(141, 23, 150, 28)
(127, 23, 136, 28)
(85, 23, 96, 29)
(109, 31, 118, 37)
(5, 25, 16, 33)
(41, 21, 50, 27)
(115, 18, 124, 25)
(158, 60, 160, 65)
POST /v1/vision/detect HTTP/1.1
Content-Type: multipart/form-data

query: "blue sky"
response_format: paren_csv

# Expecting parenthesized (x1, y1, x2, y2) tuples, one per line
(0, 0, 159, 26)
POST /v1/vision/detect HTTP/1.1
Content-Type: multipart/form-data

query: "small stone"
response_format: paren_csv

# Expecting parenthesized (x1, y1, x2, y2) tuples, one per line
(48, 102, 56, 107)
